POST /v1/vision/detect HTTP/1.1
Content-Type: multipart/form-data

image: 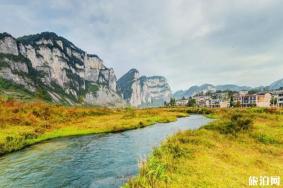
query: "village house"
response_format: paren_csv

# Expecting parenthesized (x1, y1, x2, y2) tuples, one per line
(233, 92, 272, 107)
(175, 91, 273, 108)
(256, 93, 272, 107)
(241, 94, 257, 107)
(278, 91, 283, 107)
(209, 99, 230, 108)
(271, 90, 283, 107)
(192, 93, 230, 108)
(193, 95, 210, 107)
(175, 99, 188, 106)
(232, 93, 241, 106)
(207, 92, 230, 108)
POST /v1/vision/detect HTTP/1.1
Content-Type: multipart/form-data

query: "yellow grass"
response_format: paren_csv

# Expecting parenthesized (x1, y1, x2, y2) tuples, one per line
(125, 108, 283, 188)
(0, 98, 188, 155)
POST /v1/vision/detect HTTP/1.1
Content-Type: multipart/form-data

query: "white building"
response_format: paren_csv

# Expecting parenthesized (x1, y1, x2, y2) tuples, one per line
(176, 99, 188, 106)
(272, 90, 283, 107)
(256, 93, 272, 108)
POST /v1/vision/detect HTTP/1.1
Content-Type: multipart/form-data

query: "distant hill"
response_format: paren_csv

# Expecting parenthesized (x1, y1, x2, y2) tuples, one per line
(270, 78, 283, 90)
(215, 84, 251, 91)
(174, 84, 251, 99)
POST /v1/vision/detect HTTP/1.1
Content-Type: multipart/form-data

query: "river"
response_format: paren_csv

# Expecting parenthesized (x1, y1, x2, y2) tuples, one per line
(0, 115, 211, 188)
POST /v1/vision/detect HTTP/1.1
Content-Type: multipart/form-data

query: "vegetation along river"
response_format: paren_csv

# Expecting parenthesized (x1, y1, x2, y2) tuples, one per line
(0, 115, 211, 188)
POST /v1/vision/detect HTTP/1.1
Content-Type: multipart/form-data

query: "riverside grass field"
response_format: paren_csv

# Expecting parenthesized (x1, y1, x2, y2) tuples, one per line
(125, 108, 283, 188)
(0, 97, 188, 156)
(0, 98, 282, 188)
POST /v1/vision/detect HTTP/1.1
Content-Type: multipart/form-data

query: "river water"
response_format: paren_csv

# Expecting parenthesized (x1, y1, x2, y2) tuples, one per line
(0, 115, 211, 188)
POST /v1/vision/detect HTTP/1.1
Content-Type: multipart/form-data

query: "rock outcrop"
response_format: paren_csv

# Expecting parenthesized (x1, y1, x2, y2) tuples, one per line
(0, 32, 125, 106)
(117, 69, 172, 107)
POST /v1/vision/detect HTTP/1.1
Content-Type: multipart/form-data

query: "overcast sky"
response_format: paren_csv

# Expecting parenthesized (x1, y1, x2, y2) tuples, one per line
(1, 0, 283, 91)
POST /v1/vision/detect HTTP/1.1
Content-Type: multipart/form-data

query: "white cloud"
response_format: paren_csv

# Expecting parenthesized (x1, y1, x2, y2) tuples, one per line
(0, 0, 283, 91)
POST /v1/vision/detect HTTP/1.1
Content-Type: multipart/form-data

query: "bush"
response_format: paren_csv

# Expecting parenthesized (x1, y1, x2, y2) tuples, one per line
(186, 107, 213, 114)
(204, 112, 253, 135)
(223, 113, 253, 134)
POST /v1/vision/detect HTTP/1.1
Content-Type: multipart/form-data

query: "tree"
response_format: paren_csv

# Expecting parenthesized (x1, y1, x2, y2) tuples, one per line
(169, 98, 176, 106)
(248, 89, 258, 94)
(270, 96, 277, 106)
(164, 101, 168, 107)
(182, 96, 186, 100)
(187, 97, 196, 107)
(230, 96, 234, 107)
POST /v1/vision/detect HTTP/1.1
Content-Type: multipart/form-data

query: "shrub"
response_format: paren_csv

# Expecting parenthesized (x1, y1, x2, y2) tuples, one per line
(204, 112, 254, 135)
(254, 134, 278, 144)
(186, 107, 213, 114)
(223, 113, 253, 134)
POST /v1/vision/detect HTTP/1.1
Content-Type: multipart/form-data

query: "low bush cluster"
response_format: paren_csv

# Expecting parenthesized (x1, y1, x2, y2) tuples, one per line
(204, 112, 253, 135)
(223, 113, 253, 134)
(186, 107, 213, 114)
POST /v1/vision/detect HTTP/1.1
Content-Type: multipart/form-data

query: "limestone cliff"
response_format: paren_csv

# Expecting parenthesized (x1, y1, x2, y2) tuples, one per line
(117, 69, 172, 107)
(0, 32, 125, 106)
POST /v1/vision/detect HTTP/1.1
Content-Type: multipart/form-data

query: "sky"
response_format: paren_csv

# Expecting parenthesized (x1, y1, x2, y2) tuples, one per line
(1, 0, 283, 91)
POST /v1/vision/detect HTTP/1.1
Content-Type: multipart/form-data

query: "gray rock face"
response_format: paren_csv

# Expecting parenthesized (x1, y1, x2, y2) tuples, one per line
(0, 33, 19, 55)
(117, 69, 172, 107)
(0, 32, 125, 106)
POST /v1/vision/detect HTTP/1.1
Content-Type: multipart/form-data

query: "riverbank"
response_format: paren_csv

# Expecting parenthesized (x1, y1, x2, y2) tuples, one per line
(0, 98, 188, 156)
(125, 108, 283, 187)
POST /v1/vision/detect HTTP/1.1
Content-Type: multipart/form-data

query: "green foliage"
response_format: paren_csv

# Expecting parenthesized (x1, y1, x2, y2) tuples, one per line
(205, 113, 253, 135)
(0, 53, 55, 102)
(88, 84, 98, 93)
(187, 97, 196, 107)
(0, 32, 13, 40)
(0, 53, 29, 69)
(254, 134, 279, 144)
(270, 96, 277, 106)
(35, 88, 52, 102)
(169, 98, 176, 106)
(186, 107, 213, 114)
(85, 81, 99, 94)
(0, 78, 34, 97)
(0, 78, 15, 89)
(229, 96, 234, 107)
(225, 113, 253, 133)
(0, 53, 28, 62)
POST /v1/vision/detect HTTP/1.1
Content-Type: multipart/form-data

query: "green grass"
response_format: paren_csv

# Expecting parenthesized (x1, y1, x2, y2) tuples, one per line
(125, 108, 283, 188)
(0, 78, 35, 101)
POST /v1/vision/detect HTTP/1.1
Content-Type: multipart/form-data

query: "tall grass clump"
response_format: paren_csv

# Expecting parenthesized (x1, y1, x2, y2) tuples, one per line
(224, 113, 253, 134)
(204, 112, 253, 135)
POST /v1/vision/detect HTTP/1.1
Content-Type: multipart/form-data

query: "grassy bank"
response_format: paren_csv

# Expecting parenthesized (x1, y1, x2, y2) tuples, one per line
(0, 98, 188, 155)
(125, 108, 283, 188)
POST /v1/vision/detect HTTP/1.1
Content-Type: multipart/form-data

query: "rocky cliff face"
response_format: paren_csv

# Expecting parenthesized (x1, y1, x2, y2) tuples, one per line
(117, 69, 172, 107)
(0, 32, 125, 106)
